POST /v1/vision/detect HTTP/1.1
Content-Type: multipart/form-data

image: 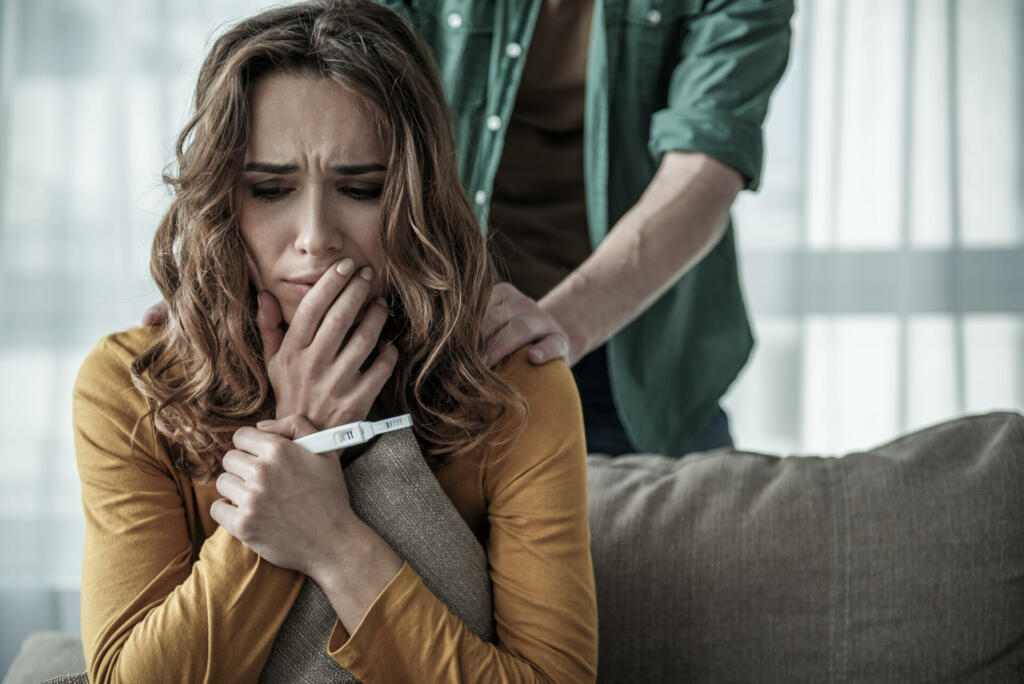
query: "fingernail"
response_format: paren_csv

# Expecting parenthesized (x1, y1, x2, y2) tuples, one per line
(359, 266, 374, 281)
(256, 419, 275, 429)
(337, 258, 355, 276)
(531, 349, 544, 362)
(376, 297, 387, 307)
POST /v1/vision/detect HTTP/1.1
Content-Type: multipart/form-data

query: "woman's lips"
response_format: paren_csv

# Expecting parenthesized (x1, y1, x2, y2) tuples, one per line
(281, 267, 334, 298)
(282, 280, 314, 297)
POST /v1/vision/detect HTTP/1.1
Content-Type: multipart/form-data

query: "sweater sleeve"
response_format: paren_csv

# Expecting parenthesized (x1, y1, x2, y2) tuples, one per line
(326, 352, 599, 682)
(73, 332, 304, 684)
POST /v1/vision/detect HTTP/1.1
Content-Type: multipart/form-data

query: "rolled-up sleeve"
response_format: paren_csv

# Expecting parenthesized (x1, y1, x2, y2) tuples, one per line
(648, 0, 794, 190)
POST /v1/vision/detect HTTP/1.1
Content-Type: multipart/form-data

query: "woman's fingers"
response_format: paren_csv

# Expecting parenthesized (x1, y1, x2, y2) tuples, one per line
(263, 260, 391, 430)
(257, 414, 319, 440)
(286, 258, 359, 348)
(221, 449, 260, 481)
(352, 342, 399, 399)
(334, 296, 389, 372)
(232, 425, 285, 458)
(315, 342, 397, 430)
(256, 291, 285, 360)
(311, 266, 375, 355)
(215, 421, 355, 573)
(209, 497, 240, 531)
(215, 471, 250, 507)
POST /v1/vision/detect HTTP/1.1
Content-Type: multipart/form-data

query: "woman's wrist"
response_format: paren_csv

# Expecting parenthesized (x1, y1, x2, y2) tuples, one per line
(310, 516, 404, 632)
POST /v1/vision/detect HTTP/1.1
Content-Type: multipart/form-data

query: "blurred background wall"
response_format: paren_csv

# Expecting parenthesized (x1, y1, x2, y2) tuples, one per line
(0, 0, 1021, 673)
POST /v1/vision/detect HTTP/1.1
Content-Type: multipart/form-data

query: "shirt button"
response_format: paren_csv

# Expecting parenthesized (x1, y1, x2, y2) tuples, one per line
(646, 9, 662, 25)
(447, 12, 463, 29)
(474, 190, 487, 206)
(505, 42, 523, 58)
(486, 115, 502, 132)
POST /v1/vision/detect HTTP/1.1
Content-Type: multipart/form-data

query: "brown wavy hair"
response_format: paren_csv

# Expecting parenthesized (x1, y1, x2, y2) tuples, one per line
(131, 0, 527, 477)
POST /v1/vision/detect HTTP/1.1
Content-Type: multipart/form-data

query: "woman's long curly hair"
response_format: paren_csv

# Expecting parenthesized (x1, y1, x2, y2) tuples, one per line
(131, 0, 527, 477)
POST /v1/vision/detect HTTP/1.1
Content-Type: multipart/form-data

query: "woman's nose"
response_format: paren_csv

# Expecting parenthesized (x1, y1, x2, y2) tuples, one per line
(294, 188, 343, 256)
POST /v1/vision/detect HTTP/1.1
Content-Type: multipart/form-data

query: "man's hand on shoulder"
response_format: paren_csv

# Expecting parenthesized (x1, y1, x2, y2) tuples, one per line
(141, 301, 169, 326)
(482, 282, 584, 369)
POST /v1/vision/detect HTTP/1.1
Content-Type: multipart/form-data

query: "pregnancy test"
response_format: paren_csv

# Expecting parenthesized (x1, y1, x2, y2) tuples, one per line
(293, 414, 413, 453)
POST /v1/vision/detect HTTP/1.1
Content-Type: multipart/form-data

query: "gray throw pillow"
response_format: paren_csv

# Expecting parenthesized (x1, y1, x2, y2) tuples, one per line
(258, 427, 494, 683)
(587, 411, 1024, 683)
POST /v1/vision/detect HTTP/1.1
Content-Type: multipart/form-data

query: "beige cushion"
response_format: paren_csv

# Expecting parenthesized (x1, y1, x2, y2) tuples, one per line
(587, 411, 1024, 683)
(1, 632, 85, 684)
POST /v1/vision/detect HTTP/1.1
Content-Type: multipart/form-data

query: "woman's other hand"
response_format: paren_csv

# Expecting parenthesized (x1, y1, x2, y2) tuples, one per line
(212, 415, 403, 627)
(256, 260, 399, 429)
(211, 415, 355, 574)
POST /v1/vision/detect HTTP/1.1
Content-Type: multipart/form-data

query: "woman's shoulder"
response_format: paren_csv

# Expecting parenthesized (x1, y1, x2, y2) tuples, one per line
(484, 347, 586, 486)
(92, 325, 159, 355)
(73, 327, 177, 475)
(75, 326, 160, 400)
(494, 346, 581, 413)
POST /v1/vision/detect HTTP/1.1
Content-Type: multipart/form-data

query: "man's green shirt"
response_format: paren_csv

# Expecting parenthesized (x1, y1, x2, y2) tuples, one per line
(381, 0, 793, 455)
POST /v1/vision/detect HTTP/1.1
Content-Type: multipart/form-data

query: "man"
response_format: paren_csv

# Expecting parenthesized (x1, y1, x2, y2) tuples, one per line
(399, 0, 793, 456)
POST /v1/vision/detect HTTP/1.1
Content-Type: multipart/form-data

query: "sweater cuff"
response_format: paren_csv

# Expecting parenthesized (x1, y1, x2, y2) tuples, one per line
(326, 561, 421, 669)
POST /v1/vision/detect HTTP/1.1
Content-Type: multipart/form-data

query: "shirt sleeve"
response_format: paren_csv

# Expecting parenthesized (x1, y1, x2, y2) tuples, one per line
(74, 334, 303, 684)
(326, 353, 599, 683)
(648, 0, 794, 190)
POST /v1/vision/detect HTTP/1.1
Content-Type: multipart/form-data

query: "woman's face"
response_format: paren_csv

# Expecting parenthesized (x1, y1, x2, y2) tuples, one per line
(238, 72, 387, 324)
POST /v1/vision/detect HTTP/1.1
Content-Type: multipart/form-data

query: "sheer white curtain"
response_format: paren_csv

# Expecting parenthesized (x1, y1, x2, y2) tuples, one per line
(0, 0, 1020, 671)
(0, 0, 271, 668)
(725, 0, 1023, 455)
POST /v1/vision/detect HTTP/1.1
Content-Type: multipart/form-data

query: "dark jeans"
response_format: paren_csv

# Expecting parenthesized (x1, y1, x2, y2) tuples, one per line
(571, 345, 734, 457)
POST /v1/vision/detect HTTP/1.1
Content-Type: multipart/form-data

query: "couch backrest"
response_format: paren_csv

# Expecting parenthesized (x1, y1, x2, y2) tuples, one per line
(586, 411, 1024, 683)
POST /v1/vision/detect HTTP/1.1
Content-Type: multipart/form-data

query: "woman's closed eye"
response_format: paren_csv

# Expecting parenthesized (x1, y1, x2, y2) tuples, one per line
(251, 185, 293, 202)
(338, 184, 383, 201)
(248, 183, 382, 202)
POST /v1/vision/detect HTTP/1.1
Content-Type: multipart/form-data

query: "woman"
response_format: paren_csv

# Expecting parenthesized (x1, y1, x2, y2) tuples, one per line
(72, 1, 598, 681)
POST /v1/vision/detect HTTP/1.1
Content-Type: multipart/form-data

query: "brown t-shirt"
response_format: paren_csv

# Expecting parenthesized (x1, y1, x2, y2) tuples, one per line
(488, 0, 595, 300)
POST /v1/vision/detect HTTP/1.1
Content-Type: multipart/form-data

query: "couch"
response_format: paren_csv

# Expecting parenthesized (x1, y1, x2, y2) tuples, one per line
(5, 411, 1023, 683)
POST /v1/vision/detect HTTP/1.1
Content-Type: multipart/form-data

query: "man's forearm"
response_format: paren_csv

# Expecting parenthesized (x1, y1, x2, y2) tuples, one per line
(540, 151, 744, 363)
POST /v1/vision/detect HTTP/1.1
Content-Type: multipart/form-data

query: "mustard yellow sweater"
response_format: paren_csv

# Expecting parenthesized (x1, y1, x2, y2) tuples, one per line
(73, 327, 598, 683)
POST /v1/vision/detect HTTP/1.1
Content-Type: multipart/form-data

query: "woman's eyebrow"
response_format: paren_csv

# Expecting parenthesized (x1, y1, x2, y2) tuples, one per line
(243, 162, 297, 174)
(241, 162, 386, 175)
(331, 163, 386, 175)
